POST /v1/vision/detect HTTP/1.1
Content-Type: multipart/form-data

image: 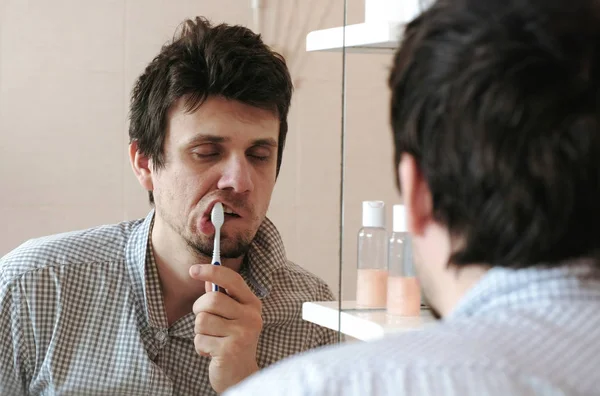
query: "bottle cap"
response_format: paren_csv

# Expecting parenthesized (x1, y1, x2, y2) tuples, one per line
(362, 201, 385, 228)
(393, 204, 407, 232)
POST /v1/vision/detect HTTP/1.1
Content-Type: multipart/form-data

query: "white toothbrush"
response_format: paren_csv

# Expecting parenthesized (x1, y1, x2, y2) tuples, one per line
(210, 202, 224, 292)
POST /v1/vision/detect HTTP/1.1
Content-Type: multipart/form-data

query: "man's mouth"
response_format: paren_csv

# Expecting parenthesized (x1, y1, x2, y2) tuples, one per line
(221, 204, 241, 218)
(198, 201, 244, 235)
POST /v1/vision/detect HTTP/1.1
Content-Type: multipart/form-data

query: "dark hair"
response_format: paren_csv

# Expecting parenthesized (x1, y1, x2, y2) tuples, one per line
(129, 17, 293, 203)
(389, 0, 600, 268)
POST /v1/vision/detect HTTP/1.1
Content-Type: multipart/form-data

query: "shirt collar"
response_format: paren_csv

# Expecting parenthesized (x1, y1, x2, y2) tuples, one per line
(448, 259, 600, 320)
(124, 210, 157, 328)
(240, 216, 287, 299)
(125, 210, 288, 334)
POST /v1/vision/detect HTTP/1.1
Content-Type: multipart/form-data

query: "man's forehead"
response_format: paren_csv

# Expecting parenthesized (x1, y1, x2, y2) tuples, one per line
(182, 133, 278, 147)
(166, 97, 280, 144)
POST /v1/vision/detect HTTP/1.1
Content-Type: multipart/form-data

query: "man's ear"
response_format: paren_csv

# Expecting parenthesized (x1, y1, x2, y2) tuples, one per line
(399, 154, 433, 236)
(129, 141, 154, 192)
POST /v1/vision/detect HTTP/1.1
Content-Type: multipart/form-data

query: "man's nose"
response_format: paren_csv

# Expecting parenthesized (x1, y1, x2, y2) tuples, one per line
(216, 154, 254, 193)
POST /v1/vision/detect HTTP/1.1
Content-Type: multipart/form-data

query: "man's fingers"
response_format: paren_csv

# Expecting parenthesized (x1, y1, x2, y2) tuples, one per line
(190, 264, 259, 307)
(194, 333, 223, 358)
(192, 289, 242, 319)
(194, 312, 231, 337)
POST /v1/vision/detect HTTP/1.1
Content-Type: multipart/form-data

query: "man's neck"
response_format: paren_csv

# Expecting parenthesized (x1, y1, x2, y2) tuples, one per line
(150, 217, 244, 325)
(438, 264, 490, 317)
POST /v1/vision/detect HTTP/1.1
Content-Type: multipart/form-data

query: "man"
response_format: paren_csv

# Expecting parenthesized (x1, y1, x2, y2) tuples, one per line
(226, 0, 600, 394)
(0, 17, 336, 395)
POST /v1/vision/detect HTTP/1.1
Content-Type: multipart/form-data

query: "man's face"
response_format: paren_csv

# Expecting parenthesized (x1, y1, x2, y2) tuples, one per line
(151, 96, 279, 259)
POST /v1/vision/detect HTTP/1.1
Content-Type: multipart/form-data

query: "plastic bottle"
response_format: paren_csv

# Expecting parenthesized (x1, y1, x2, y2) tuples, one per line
(386, 204, 421, 316)
(356, 201, 388, 309)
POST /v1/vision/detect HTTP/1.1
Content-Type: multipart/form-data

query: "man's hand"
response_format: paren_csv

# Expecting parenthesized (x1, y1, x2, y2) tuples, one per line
(189, 264, 263, 394)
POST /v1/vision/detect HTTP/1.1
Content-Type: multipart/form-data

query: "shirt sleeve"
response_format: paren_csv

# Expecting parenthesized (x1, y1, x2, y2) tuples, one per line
(0, 270, 30, 395)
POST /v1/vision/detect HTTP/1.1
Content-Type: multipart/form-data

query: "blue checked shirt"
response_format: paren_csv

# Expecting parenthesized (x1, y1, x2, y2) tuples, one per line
(227, 261, 600, 395)
(0, 210, 336, 395)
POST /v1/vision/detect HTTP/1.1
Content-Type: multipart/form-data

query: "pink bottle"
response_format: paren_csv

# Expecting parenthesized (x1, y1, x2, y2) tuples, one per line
(356, 201, 389, 309)
(386, 205, 421, 316)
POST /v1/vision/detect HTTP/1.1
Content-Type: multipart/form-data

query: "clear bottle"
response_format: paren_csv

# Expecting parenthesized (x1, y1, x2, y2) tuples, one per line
(356, 201, 388, 309)
(387, 204, 421, 316)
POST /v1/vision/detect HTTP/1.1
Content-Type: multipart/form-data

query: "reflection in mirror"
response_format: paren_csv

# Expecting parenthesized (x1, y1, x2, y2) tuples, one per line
(0, 1, 345, 394)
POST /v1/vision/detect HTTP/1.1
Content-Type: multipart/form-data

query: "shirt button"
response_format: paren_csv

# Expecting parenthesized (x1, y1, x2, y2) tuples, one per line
(156, 330, 168, 343)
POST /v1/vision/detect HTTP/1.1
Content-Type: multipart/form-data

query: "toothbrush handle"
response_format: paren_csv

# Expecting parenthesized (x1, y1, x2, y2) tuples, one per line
(212, 229, 221, 292)
(211, 261, 221, 292)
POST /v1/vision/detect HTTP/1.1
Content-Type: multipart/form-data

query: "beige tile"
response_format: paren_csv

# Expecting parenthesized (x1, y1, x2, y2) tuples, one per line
(124, 0, 251, 91)
(0, 69, 124, 207)
(122, 167, 153, 221)
(268, 177, 298, 263)
(0, 0, 124, 74)
(265, 201, 298, 262)
(0, 204, 124, 257)
(268, 78, 344, 294)
(267, 91, 300, 243)
(259, 0, 345, 85)
(293, 202, 341, 295)
(293, 81, 342, 205)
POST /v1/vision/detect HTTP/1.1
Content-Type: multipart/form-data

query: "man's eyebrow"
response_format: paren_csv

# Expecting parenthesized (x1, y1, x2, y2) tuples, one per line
(184, 135, 277, 147)
(251, 138, 277, 147)
(185, 134, 230, 146)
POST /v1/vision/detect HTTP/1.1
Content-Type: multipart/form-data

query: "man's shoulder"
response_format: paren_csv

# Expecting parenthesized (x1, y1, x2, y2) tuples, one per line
(226, 323, 533, 396)
(274, 260, 334, 301)
(0, 219, 144, 284)
(287, 321, 506, 370)
(232, 305, 600, 395)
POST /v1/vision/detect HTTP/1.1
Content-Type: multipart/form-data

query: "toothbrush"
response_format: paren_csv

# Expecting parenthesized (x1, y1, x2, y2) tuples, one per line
(210, 202, 225, 292)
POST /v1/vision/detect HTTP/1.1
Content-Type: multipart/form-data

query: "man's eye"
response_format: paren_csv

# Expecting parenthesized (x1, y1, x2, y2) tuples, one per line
(192, 144, 221, 158)
(247, 147, 272, 162)
(193, 151, 219, 158)
(249, 154, 269, 162)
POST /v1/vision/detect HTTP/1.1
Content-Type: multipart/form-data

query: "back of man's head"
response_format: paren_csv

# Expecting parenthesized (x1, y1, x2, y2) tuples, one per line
(389, 0, 600, 269)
